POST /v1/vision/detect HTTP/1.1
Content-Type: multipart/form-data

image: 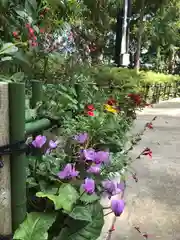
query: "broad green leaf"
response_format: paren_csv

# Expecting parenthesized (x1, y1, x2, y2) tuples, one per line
(12, 50, 30, 66)
(36, 192, 61, 209)
(68, 206, 92, 222)
(80, 192, 100, 203)
(13, 212, 56, 240)
(0, 43, 18, 55)
(36, 184, 79, 212)
(56, 203, 104, 240)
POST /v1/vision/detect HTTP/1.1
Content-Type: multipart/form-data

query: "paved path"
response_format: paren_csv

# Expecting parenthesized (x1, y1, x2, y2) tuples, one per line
(110, 98, 180, 240)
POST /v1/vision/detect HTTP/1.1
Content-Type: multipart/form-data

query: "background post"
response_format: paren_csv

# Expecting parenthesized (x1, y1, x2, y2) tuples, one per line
(30, 80, 43, 108)
(9, 83, 26, 232)
(0, 83, 12, 238)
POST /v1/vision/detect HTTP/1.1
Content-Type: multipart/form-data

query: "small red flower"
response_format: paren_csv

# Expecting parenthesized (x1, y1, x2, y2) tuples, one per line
(12, 31, 19, 38)
(109, 225, 115, 232)
(107, 98, 117, 106)
(142, 148, 152, 158)
(87, 104, 95, 111)
(87, 111, 94, 116)
(146, 123, 153, 129)
(128, 93, 141, 105)
(29, 27, 34, 35)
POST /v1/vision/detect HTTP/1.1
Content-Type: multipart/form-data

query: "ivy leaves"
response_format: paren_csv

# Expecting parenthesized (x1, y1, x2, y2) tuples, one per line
(13, 212, 56, 240)
(55, 202, 104, 240)
(36, 184, 79, 212)
(14, 187, 104, 240)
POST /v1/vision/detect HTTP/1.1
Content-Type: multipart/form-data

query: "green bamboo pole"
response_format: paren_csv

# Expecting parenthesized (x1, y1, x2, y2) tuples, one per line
(25, 115, 36, 123)
(30, 80, 43, 109)
(25, 118, 52, 135)
(9, 83, 26, 232)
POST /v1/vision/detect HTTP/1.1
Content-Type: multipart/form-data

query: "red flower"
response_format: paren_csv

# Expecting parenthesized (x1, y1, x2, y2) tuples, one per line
(87, 104, 95, 111)
(109, 225, 115, 232)
(142, 148, 152, 158)
(128, 93, 141, 105)
(146, 123, 153, 129)
(28, 27, 34, 35)
(87, 111, 94, 116)
(107, 98, 117, 106)
(12, 31, 19, 38)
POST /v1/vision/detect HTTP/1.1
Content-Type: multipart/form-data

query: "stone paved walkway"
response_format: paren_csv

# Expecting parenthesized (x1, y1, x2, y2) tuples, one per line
(110, 98, 180, 240)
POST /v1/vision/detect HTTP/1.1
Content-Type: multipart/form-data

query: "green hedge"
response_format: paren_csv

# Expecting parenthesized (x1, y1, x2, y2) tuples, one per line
(88, 65, 180, 85)
(77, 65, 180, 103)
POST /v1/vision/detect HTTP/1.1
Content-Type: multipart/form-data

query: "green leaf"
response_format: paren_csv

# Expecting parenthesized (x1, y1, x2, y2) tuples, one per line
(13, 212, 56, 240)
(56, 203, 104, 240)
(0, 43, 18, 55)
(80, 192, 100, 203)
(68, 206, 92, 222)
(12, 50, 30, 66)
(36, 184, 79, 212)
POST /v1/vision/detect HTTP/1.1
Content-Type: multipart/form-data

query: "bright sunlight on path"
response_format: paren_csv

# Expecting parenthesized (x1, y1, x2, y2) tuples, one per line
(111, 98, 180, 240)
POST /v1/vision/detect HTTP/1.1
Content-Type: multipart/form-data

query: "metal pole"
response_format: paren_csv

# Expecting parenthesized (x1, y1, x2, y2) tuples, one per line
(120, 0, 130, 66)
(9, 83, 26, 232)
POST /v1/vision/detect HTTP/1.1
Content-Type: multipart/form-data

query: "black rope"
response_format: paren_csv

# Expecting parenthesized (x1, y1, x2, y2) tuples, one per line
(0, 140, 27, 157)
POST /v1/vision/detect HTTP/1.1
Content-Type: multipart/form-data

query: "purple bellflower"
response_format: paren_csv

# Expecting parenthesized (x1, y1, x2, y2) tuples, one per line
(95, 151, 109, 164)
(74, 133, 88, 144)
(46, 140, 58, 154)
(111, 199, 125, 216)
(83, 148, 110, 164)
(102, 180, 123, 198)
(83, 148, 96, 161)
(57, 164, 79, 179)
(82, 178, 95, 194)
(87, 164, 101, 174)
(32, 135, 47, 148)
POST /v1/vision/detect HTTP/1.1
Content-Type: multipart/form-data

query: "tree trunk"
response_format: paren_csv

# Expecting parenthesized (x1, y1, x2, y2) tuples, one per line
(134, 0, 145, 72)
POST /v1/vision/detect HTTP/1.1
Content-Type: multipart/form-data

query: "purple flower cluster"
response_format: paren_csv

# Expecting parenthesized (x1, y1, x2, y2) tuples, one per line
(56, 131, 125, 216)
(57, 164, 79, 179)
(102, 180, 125, 199)
(83, 148, 109, 164)
(31, 135, 58, 154)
